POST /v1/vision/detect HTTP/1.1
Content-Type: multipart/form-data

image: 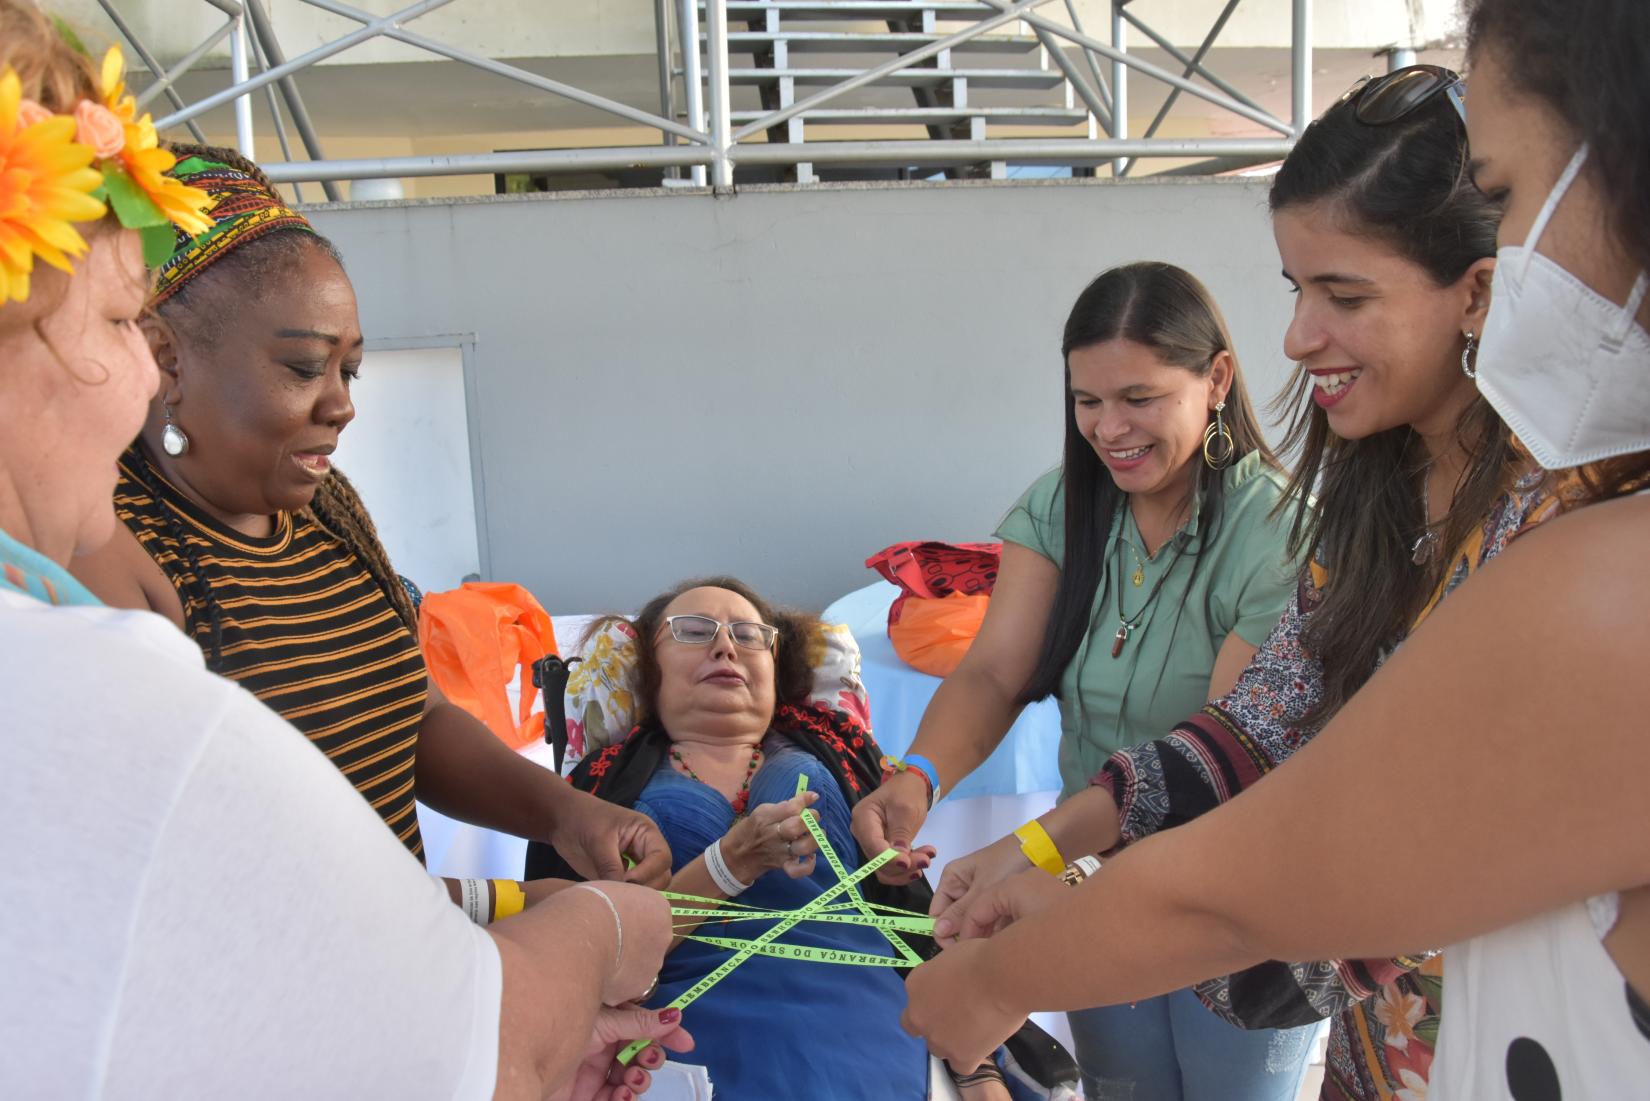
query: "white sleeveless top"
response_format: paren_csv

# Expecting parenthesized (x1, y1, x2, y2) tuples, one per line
(1430, 892, 1650, 1099)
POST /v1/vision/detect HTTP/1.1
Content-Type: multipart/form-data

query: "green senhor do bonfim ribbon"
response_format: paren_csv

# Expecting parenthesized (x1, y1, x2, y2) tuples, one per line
(618, 773, 936, 1065)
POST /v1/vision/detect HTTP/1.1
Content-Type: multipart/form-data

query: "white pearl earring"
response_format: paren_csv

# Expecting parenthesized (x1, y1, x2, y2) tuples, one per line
(162, 403, 190, 457)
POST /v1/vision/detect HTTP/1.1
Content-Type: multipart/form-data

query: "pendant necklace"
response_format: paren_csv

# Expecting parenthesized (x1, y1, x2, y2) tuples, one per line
(670, 744, 764, 817)
(1123, 537, 1148, 586)
(1411, 478, 1439, 566)
(1111, 512, 1188, 658)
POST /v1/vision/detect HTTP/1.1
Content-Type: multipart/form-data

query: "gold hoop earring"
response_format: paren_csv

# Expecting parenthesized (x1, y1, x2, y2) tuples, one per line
(1202, 401, 1234, 469)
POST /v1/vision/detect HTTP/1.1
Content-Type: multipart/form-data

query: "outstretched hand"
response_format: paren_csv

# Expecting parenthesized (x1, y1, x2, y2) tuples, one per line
(850, 771, 937, 884)
(934, 865, 1068, 946)
(901, 939, 1023, 1074)
(549, 788, 674, 888)
(553, 1005, 695, 1101)
(928, 834, 1032, 934)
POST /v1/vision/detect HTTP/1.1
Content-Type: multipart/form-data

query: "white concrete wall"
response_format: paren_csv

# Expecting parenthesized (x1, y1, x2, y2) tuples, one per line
(305, 177, 1301, 614)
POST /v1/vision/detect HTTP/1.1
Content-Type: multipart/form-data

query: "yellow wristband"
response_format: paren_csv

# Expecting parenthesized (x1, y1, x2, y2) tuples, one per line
(1013, 820, 1065, 877)
(491, 879, 527, 921)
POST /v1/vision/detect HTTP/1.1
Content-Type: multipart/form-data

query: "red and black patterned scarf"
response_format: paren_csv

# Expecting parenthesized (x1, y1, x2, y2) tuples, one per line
(525, 703, 935, 941)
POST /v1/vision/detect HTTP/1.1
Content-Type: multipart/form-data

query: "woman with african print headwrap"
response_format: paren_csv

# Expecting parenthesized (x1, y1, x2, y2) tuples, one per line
(71, 146, 673, 896)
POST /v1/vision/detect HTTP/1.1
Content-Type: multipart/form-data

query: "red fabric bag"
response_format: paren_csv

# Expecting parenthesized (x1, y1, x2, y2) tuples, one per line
(865, 541, 1002, 676)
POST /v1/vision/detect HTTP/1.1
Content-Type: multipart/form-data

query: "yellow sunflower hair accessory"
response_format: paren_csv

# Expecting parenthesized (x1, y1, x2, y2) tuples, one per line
(0, 43, 213, 306)
(0, 68, 106, 304)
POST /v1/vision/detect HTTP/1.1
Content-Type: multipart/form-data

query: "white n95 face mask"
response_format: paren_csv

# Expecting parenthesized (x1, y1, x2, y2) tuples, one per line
(1475, 144, 1650, 470)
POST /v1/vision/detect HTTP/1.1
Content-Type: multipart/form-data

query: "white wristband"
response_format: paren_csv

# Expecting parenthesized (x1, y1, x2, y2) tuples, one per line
(572, 883, 624, 975)
(459, 878, 490, 925)
(1074, 854, 1103, 877)
(704, 838, 752, 896)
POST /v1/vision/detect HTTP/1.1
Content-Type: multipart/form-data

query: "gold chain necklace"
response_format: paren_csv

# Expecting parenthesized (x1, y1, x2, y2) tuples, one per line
(1123, 538, 1148, 586)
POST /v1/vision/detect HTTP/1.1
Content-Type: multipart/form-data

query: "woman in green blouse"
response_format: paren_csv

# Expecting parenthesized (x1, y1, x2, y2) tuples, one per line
(853, 261, 1315, 1098)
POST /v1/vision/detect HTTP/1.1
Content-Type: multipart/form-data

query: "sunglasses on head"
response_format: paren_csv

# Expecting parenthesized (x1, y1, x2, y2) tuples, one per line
(1339, 64, 1465, 126)
(660, 614, 778, 651)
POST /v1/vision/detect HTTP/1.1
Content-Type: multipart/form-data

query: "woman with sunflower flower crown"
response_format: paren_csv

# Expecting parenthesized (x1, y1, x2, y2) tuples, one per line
(0, 4, 685, 1098)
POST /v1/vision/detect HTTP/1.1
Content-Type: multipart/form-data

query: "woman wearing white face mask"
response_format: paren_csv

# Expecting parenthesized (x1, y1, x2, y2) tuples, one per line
(897, 1, 1650, 1096)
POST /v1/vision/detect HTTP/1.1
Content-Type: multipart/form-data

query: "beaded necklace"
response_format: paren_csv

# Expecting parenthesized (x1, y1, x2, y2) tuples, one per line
(670, 744, 764, 817)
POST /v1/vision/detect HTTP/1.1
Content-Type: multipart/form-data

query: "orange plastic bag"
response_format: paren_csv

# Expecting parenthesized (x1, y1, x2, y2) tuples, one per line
(418, 581, 560, 750)
(887, 591, 990, 678)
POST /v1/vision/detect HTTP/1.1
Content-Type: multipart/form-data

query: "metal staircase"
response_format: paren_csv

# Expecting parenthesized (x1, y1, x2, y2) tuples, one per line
(695, 0, 1097, 181)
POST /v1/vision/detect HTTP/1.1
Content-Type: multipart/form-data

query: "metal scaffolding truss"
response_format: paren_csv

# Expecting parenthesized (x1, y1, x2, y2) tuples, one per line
(102, 0, 1312, 192)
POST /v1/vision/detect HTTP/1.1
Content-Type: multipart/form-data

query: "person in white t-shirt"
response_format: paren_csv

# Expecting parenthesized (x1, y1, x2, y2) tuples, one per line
(0, 6, 687, 1098)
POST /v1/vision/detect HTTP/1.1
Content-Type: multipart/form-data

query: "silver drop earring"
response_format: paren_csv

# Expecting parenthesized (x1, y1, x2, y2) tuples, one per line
(161, 403, 190, 457)
(1460, 331, 1478, 380)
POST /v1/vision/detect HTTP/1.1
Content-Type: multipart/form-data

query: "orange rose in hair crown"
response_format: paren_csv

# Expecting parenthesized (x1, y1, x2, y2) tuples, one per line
(91, 46, 212, 261)
(73, 100, 124, 158)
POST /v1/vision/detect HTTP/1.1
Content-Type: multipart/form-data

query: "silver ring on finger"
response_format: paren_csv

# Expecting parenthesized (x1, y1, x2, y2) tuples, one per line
(640, 974, 659, 1002)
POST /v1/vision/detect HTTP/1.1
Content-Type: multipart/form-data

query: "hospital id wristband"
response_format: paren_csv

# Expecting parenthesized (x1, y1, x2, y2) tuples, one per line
(1014, 819, 1066, 877)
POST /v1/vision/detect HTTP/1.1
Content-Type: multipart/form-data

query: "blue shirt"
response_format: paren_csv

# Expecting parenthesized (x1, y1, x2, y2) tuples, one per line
(635, 739, 929, 1101)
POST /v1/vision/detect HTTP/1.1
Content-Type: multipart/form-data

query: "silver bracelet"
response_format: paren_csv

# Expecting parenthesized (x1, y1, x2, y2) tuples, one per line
(572, 883, 624, 975)
(704, 838, 752, 896)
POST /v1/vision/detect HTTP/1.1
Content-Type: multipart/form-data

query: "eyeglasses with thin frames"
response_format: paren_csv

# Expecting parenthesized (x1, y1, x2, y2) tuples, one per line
(659, 614, 778, 651)
(1338, 64, 1466, 126)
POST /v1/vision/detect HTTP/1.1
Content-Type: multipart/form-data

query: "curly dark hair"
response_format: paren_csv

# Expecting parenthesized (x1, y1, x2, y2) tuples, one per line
(595, 576, 822, 725)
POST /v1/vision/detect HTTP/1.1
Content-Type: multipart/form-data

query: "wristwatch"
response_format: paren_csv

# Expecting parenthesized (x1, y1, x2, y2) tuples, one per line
(1060, 854, 1103, 887)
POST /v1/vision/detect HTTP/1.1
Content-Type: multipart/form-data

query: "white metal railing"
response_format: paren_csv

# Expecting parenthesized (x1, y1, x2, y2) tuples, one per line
(100, 0, 1313, 193)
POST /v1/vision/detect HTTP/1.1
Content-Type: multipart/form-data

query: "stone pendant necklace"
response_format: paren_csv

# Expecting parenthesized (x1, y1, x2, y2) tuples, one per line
(1111, 514, 1188, 658)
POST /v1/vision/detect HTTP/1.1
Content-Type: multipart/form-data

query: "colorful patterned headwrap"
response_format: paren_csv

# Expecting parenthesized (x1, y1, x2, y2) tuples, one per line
(151, 155, 312, 305)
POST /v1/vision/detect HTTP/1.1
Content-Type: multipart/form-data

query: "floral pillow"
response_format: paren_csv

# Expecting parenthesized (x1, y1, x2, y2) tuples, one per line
(561, 618, 872, 773)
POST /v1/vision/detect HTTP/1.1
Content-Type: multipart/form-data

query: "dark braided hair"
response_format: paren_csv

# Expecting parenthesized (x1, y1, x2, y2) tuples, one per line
(127, 446, 418, 668)
(307, 467, 420, 636)
(127, 441, 228, 667)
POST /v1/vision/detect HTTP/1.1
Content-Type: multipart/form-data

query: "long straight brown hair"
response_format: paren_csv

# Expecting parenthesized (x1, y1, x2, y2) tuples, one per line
(1268, 86, 1516, 729)
(1019, 262, 1278, 706)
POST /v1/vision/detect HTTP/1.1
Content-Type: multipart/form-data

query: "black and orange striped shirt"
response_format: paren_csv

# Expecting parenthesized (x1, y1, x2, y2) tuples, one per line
(115, 450, 427, 858)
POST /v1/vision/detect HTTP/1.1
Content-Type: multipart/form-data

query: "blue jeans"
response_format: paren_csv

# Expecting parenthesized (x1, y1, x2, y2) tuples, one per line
(1067, 988, 1318, 1101)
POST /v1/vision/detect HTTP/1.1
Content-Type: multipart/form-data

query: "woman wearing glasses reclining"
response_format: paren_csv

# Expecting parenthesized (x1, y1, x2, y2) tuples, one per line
(529, 577, 1021, 1101)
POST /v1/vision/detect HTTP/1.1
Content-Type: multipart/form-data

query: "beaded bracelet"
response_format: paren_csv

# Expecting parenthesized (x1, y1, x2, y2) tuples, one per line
(878, 753, 941, 807)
